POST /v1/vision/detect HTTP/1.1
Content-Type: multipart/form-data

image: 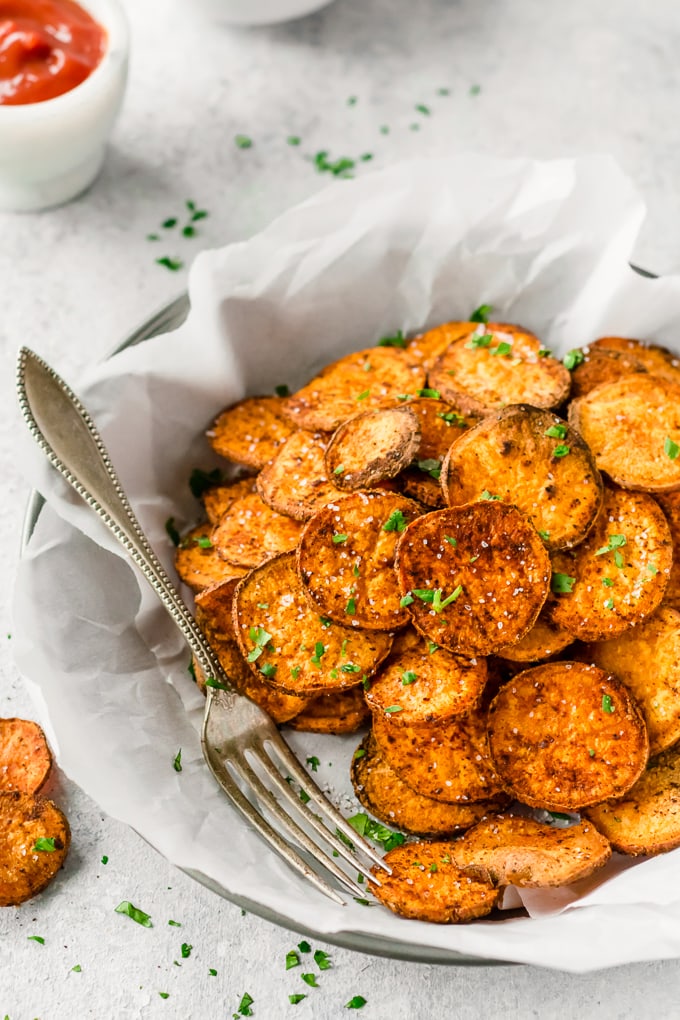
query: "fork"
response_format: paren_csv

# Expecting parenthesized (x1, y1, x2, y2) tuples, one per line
(17, 347, 389, 905)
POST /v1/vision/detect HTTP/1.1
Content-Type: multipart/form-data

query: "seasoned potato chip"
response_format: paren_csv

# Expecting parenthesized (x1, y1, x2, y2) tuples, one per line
(569, 346, 648, 400)
(206, 395, 295, 469)
(202, 478, 256, 526)
(372, 706, 504, 803)
(0, 719, 52, 796)
(428, 323, 571, 416)
(396, 503, 550, 656)
(406, 321, 484, 369)
(452, 815, 611, 887)
(399, 397, 473, 507)
(496, 609, 573, 663)
(282, 347, 426, 432)
(286, 685, 369, 734)
(591, 336, 680, 387)
(369, 840, 501, 923)
(298, 490, 422, 631)
(569, 375, 680, 492)
(579, 606, 680, 755)
(233, 552, 392, 697)
(0, 792, 70, 906)
(586, 745, 680, 855)
(325, 407, 420, 491)
(175, 525, 246, 593)
(256, 431, 340, 521)
(211, 491, 303, 568)
(488, 662, 649, 811)
(351, 733, 508, 837)
(550, 486, 672, 642)
(441, 405, 602, 551)
(655, 491, 680, 610)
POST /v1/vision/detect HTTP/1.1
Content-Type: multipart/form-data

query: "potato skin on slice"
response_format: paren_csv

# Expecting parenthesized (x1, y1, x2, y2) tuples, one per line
(298, 490, 422, 631)
(283, 347, 426, 433)
(428, 323, 571, 416)
(175, 524, 246, 593)
(591, 336, 680, 387)
(206, 395, 295, 469)
(211, 491, 303, 568)
(0, 719, 52, 795)
(396, 503, 550, 657)
(441, 405, 603, 551)
(568, 375, 680, 492)
(233, 552, 392, 698)
(451, 815, 611, 887)
(351, 733, 508, 837)
(400, 396, 473, 508)
(487, 662, 649, 811)
(325, 407, 421, 491)
(569, 346, 648, 400)
(369, 840, 501, 923)
(550, 486, 672, 642)
(0, 793, 70, 906)
(256, 431, 340, 522)
(655, 491, 680, 611)
(286, 685, 369, 734)
(496, 609, 573, 663)
(202, 478, 256, 526)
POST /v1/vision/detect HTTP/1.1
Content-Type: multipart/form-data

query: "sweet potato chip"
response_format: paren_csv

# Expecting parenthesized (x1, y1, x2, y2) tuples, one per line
(202, 478, 256, 526)
(569, 346, 648, 400)
(286, 685, 369, 734)
(211, 491, 303, 568)
(298, 490, 422, 631)
(406, 321, 483, 370)
(655, 491, 680, 610)
(175, 524, 246, 593)
(206, 395, 295, 469)
(396, 502, 550, 656)
(591, 336, 680, 387)
(325, 407, 420, 491)
(233, 552, 392, 697)
(399, 396, 473, 507)
(256, 431, 340, 521)
(487, 661, 649, 811)
(441, 405, 603, 551)
(0, 792, 70, 906)
(0, 719, 52, 795)
(496, 609, 574, 663)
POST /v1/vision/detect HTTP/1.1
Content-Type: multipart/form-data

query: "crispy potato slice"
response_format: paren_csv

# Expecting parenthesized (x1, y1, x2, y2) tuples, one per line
(351, 733, 509, 837)
(202, 478, 256, 526)
(175, 524, 246, 593)
(396, 503, 550, 656)
(206, 396, 295, 469)
(0, 719, 52, 795)
(406, 321, 484, 370)
(451, 815, 611, 887)
(365, 630, 487, 726)
(569, 346, 648, 400)
(586, 745, 680, 855)
(372, 706, 504, 803)
(0, 793, 70, 906)
(579, 606, 680, 755)
(233, 552, 392, 697)
(591, 336, 680, 387)
(550, 486, 672, 642)
(440, 405, 603, 551)
(286, 685, 369, 733)
(496, 609, 574, 663)
(399, 397, 473, 508)
(256, 431, 340, 522)
(655, 491, 680, 610)
(297, 490, 422, 631)
(282, 347, 426, 432)
(369, 840, 501, 923)
(427, 323, 571, 416)
(568, 375, 680, 492)
(325, 407, 420, 491)
(211, 491, 303, 568)
(487, 662, 649, 811)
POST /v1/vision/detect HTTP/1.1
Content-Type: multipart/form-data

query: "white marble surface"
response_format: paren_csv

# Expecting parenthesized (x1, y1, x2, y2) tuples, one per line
(3, 0, 680, 1016)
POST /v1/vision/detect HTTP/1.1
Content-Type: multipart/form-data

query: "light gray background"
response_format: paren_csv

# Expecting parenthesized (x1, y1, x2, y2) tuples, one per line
(2, 0, 680, 1016)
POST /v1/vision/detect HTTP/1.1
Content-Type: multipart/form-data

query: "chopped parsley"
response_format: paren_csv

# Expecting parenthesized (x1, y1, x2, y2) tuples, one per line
(71, 964, 82, 972)
(194, 535, 213, 549)
(538, 347, 552, 357)
(466, 332, 493, 349)
(165, 517, 181, 546)
(347, 95, 357, 105)
(438, 411, 466, 426)
(204, 677, 229, 690)
(545, 424, 568, 440)
(444, 535, 457, 547)
(383, 509, 408, 532)
(287, 136, 301, 146)
(551, 573, 576, 594)
(345, 596, 357, 615)
(181, 943, 192, 958)
(333, 464, 345, 475)
(400, 593, 414, 606)
(602, 694, 615, 713)
(301, 973, 319, 987)
(172, 749, 182, 773)
(604, 597, 615, 610)
(27, 935, 45, 944)
(290, 666, 301, 680)
(647, 563, 659, 575)
(275, 384, 290, 397)
(490, 341, 513, 357)
(286, 950, 300, 969)
(353, 748, 366, 759)
(415, 103, 431, 115)
(168, 919, 181, 926)
(348, 813, 405, 851)
(346, 995, 367, 1009)
(378, 329, 407, 348)
(588, 748, 596, 758)
(470, 84, 481, 95)
(209, 968, 218, 976)
(417, 458, 441, 480)
(538, 530, 550, 542)
(260, 662, 277, 678)
(356, 389, 370, 401)
(235, 992, 254, 1016)
(298, 940, 312, 953)
(332, 533, 348, 544)
(311, 642, 326, 665)
(289, 994, 307, 1005)
(189, 467, 223, 498)
(385, 705, 403, 713)
(427, 641, 439, 653)
(480, 490, 501, 501)
(665, 436, 680, 460)
(32, 837, 57, 852)
(114, 902, 152, 927)
(101, 855, 109, 864)
(595, 534, 627, 560)
(552, 444, 571, 458)
(305, 756, 320, 774)
(314, 949, 332, 970)
(470, 304, 492, 323)
(313, 151, 356, 177)
(417, 388, 441, 399)
(563, 349, 585, 371)
(437, 86, 451, 96)
(602, 577, 614, 587)
(413, 586, 463, 612)
(401, 670, 417, 685)
(159, 992, 170, 1000)
(341, 663, 361, 673)
(162, 218, 178, 229)
(234, 134, 253, 149)
(156, 257, 183, 272)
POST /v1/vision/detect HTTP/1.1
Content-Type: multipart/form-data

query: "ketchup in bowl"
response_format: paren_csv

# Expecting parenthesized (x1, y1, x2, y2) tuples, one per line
(0, 0, 106, 105)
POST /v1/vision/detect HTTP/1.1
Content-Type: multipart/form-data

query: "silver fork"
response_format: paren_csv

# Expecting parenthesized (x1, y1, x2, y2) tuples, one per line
(17, 347, 389, 905)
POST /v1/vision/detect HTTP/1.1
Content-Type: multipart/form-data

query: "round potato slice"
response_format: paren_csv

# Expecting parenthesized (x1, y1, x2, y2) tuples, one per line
(550, 486, 672, 642)
(487, 662, 649, 811)
(369, 840, 501, 923)
(569, 346, 648, 400)
(451, 815, 611, 888)
(655, 491, 680, 611)
(211, 491, 303, 568)
(175, 524, 246, 593)
(568, 375, 680, 492)
(372, 707, 504, 804)
(256, 431, 340, 522)
(441, 405, 602, 551)
(351, 733, 509, 837)
(233, 552, 392, 698)
(283, 347, 426, 433)
(0, 719, 52, 796)
(0, 792, 70, 906)
(396, 503, 551, 657)
(496, 609, 574, 663)
(399, 397, 473, 508)
(297, 490, 422, 631)
(580, 606, 680, 755)
(586, 745, 680, 855)
(325, 407, 421, 491)
(406, 320, 484, 370)
(286, 685, 369, 734)
(202, 478, 256, 526)
(365, 630, 487, 726)
(428, 323, 571, 416)
(206, 395, 295, 469)
(591, 336, 680, 387)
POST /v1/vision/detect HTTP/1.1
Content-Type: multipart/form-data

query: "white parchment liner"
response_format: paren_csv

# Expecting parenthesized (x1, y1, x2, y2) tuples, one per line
(13, 155, 680, 971)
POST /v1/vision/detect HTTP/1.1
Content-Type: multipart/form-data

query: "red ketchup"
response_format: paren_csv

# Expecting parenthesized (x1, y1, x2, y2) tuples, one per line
(0, 0, 106, 106)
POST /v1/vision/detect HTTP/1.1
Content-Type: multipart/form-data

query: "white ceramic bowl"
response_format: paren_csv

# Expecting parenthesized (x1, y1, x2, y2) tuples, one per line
(0, 0, 129, 213)
(195, 0, 336, 27)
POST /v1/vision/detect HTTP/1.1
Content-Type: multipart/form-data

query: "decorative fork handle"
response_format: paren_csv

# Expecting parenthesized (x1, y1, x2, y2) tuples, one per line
(16, 347, 232, 695)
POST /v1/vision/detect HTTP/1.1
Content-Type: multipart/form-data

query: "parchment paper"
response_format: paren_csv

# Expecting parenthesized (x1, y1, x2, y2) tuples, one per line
(13, 155, 680, 971)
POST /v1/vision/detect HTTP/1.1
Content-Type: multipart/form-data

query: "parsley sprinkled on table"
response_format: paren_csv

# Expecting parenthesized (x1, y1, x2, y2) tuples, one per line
(115, 902, 152, 927)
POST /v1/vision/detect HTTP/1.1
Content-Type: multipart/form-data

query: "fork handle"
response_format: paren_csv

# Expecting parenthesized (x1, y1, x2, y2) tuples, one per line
(17, 347, 232, 693)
